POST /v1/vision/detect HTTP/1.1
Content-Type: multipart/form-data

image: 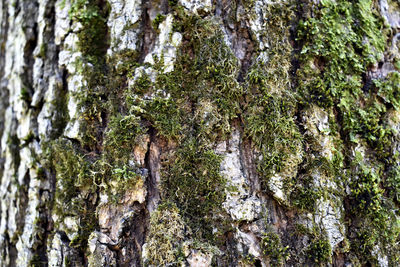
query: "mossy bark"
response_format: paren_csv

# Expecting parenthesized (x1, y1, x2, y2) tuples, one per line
(0, 0, 400, 266)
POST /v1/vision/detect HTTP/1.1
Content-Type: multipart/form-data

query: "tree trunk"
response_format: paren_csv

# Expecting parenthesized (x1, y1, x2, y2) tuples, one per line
(0, 0, 399, 266)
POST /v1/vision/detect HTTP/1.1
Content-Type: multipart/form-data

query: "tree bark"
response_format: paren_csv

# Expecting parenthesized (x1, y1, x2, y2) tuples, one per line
(0, 0, 399, 266)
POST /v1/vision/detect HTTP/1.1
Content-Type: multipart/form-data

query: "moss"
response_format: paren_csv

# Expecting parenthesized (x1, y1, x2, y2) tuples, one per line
(350, 157, 384, 217)
(306, 238, 332, 264)
(128, 70, 152, 95)
(244, 91, 303, 191)
(290, 185, 321, 213)
(48, 140, 92, 217)
(129, 94, 183, 139)
(290, 155, 340, 213)
(247, 1, 295, 92)
(243, 1, 303, 194)
(153, 15, 242, 140)
(28, 254, 42, 267)
(103, 113, 145, 160)
(347, 154, 400, 262)
(70, 0, 109, 63)
(152, 14, 166, 31)
(387, 157, 400, 204)
(38, 43, 47, 58)
(375, 71, 400, 110)
(108, 49, 141, 77)
(296, 0, 400, 261)
(296, 0, 391, 152)
(260, 232, 289, 266)
(161, 138, 226, 240)
(144, 202, 187, 266)
(297, 0, 384, 107)
(43, 139, 99, 251)
(67, 0, 110, 149)
(20, 87, 31, 103)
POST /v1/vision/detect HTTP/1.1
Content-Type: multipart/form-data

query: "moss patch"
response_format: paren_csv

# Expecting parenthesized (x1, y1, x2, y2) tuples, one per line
(161, 138, 226, 240)
(260, 231, 289, 266)
(144, 202, 186, 266)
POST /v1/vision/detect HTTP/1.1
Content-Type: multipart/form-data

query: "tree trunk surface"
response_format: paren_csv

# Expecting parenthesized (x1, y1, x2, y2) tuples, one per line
(0, 0, 399, 266)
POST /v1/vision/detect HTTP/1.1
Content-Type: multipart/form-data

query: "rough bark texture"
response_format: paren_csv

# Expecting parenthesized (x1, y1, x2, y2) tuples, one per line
(1, 0, 400, 266)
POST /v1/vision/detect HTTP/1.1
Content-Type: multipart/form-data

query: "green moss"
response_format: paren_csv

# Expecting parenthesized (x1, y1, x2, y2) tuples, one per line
(347, 154, 400, 262)
(168, 0, 178, 7)
(387, 157, 400, 204)
(376, 71, 400, 110)
(244, 91, 303, 190)
(242, 1, 303, 194)
(291, 185, 321, 213)
(67, 0, 110, 149)
(144, 202, 186, 266)
(49, 140, 93, 217)
(128, 70, 152, 95)
(297, 0, 384, 107)
(290, 156, 340, 212)
(20, 87, 31, 103)
(161, 138, 226, 240)
(38, 43, 47, 58)
(154, 15, 242, 140)
(152, 14, 166, 31)
(306, 238, 332, 264)
(297, 0, 391, 152)
(103, 113, 145, 160)
(247, 1, 295, 92)
(44, 139, 98, 251)
(108, 49, 141, 77)
(70, 0, 109, 63)
(131, 95, 183, 139)
(350, 157, 384, 217)
(296, 1, 400, 261)
(260, 232, 289, 266)
(28, 254, 42, 267)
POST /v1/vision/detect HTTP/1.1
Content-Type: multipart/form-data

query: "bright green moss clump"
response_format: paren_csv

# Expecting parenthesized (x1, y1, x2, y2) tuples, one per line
(261, 232, 289, 266)
(297, 0, 390, 150)
(70, 0, 109, 63)
(306, 238, 332, 264)
(297, 0, 384, 107)
(297, 0, 400, 262)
